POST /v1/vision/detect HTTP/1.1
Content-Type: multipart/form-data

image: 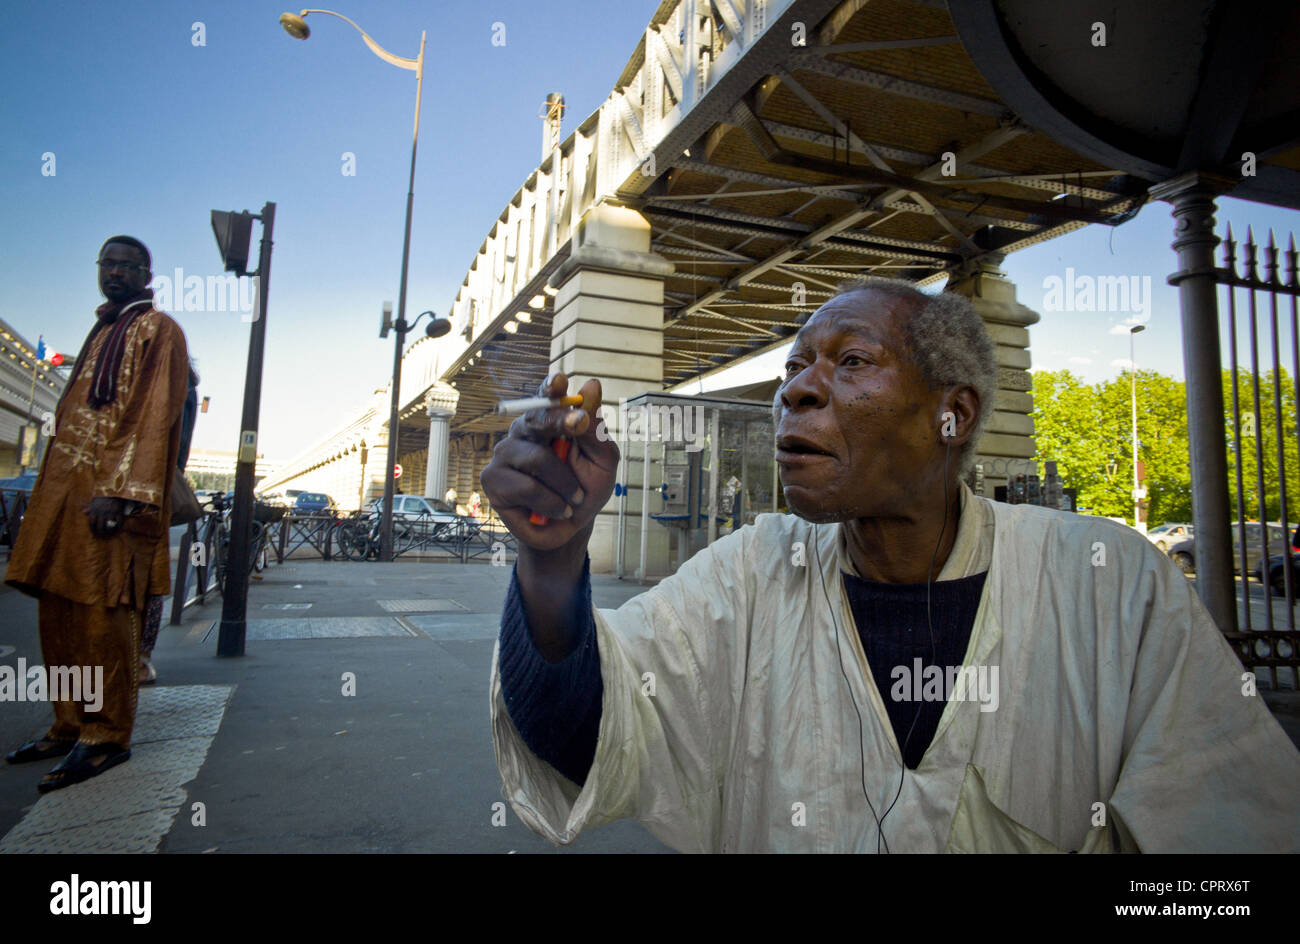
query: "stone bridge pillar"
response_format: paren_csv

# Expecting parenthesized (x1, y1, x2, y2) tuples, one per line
(946, 257, 1040, 498)
(547, 202, 673, 573)
(423, 382, 459, 500)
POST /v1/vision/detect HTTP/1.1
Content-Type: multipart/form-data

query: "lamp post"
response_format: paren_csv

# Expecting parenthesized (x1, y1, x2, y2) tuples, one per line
(280, 9, 447, 560)
(1130, 324, 1146, 532)
(380, 306, 451, 554)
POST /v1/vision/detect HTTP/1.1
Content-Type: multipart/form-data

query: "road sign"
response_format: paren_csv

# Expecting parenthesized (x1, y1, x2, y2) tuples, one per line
(394, 463, 403, 479)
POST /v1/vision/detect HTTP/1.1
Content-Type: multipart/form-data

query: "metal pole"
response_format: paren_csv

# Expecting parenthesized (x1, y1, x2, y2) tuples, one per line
(25, 353, 37, 425)
(1131, 330, 1140, 531)
(381, 319, 406, 562)
(638, 411, 650, 584)
(772, 423, 778, 512)
(218, 201, 275, 657)
(616, 413, 627, 578)
(1149, 172, 1235, 633)
(381, 30, 425, 562)
(707, 408, 720, 545)
(20, 348, 43, 472)
(170, 520, 194, 626)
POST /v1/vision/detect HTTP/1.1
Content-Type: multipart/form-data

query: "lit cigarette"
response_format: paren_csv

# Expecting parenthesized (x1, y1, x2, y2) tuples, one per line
(495, 394, 583, 415)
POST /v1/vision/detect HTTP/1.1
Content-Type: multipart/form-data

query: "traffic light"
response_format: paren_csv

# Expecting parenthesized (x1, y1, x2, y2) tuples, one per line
(210, 210, 255, 276)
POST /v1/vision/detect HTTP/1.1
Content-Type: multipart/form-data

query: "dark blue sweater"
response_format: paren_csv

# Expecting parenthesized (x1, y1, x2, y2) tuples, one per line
(499, 561, 987, 784)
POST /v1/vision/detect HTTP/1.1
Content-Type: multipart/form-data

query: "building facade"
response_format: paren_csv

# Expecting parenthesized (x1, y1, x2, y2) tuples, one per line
(0, 317, 68, 477)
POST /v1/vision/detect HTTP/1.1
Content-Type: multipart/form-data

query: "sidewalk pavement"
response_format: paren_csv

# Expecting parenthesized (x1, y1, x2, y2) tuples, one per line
(0, 558, 673, 853)
(1, 556, 1297, 853)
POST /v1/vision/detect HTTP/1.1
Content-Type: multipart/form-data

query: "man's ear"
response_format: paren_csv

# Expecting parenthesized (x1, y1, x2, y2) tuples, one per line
(937, 385, 980, 447)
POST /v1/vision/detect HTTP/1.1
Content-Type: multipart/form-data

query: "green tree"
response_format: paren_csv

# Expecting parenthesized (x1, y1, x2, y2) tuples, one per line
(1222, 366, 1299, 523)
(1030, 369, 1192, 524)
(1032, 365, 1300, 527)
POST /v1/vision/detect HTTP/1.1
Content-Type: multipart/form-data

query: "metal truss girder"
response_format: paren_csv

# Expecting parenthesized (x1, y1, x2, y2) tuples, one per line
(656, 225, 760, 259)
(876, 196, 1036, 231)
(783, 261, 943, 281)
(699, 312, 780, 337)
(745, 279, 834, 295)
(753, 139, 1125, 225)
(773, 264, 842, 292)
(649, 180, 872, 203)
(647, 204, 813, 236)
(616, 90, 649, 157)
(617, 0, 846, 199)
(764, 120, 1116, 201)
(775, 68, 897, 175)
(669, 158, 864, 202)
(825, 227, 968, 256)
(817, 234, 965, 262)
(703, 302, 813, 314)
(664, 324, 751, 338)
(649, 25, 684, 104)
(785, 51, 1008, 117)
(714, 0, 746, 48)
(806, 36, 959, 54)
(654, 244, 754, 262)
(665, 270, 728, 284)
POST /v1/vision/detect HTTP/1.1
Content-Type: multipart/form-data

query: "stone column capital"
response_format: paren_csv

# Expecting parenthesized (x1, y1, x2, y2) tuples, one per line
(548, 202, 673, 291)
(1148, 171, 1237, 204)
(425, 381, 460, 419)
(946, 260, 1040, 328)
(549, 245, 675, 290)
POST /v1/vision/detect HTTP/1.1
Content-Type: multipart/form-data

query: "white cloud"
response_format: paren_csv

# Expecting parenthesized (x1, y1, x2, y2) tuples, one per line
(1109, 316, 1150, 334)
(1068, 356, 1093, 365)
(1112, 358, 1135, 369)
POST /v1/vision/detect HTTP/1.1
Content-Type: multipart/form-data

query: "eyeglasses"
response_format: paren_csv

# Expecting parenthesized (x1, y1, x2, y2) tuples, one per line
(96, 259, 147, 274)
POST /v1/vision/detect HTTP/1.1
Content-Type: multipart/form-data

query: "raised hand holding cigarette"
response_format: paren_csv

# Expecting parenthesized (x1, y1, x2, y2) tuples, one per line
(480, 372, 619, 553)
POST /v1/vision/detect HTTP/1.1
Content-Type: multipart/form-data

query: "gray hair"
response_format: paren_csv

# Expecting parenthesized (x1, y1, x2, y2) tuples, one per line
(827, 277, 998, 476)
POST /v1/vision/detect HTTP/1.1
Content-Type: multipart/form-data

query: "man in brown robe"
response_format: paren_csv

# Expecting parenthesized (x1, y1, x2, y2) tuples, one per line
(4, 236, 189, 792)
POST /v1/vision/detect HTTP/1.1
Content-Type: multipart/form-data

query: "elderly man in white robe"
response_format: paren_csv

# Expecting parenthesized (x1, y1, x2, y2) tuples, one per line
(481, 278, 1300, 853)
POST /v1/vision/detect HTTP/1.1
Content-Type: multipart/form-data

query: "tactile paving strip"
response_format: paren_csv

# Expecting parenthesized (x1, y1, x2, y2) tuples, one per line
(244, 617, 416, 639)
(200, 617, 416, 642)
(377, 599, 469, 613)
(0, 684, 233, 854)
(401, 613, 501, 640)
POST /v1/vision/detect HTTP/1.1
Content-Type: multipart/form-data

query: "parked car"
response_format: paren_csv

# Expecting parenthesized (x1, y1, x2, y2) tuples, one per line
(367, 495, 481, 540)
(1256, 526, 1300, 596)
(1145, 522, 1193, 553)
(1168, 522, 1292, 578)
(293, 492, 337, 515)
(0, 473, 37, 498)
(0, 474, 37, 546)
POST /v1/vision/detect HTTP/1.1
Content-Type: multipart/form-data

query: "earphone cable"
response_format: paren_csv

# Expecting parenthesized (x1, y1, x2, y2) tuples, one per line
(876, 436, 952, 850)
(815, 524, 889, 853)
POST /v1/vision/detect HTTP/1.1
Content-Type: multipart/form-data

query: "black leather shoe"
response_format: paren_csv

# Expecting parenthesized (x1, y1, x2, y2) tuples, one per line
(5, 738, 75, 764)
(37, 742, 131, 793)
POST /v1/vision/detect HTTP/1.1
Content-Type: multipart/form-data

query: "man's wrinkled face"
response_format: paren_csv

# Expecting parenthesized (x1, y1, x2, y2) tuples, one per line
(774, 289, 942, 523)
(97, 243, 150, 303)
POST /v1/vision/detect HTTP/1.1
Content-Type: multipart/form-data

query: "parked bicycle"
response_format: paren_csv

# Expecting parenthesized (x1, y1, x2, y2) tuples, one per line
(334, 510, 419, 561)
(194, 491, 273, 595)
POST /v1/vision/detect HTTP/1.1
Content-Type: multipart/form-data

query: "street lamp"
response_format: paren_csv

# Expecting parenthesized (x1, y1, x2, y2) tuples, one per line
(379, 306, 450, 555)
(1130, 324, 1146, 532)
(279, 8, 448, 560)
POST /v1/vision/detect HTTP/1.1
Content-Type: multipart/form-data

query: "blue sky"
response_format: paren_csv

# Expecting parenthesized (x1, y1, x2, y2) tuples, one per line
(3, 0, 1297, 461)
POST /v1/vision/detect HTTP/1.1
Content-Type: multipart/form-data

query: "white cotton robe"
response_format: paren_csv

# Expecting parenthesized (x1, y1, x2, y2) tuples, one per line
(490, 485, 1300, 852)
